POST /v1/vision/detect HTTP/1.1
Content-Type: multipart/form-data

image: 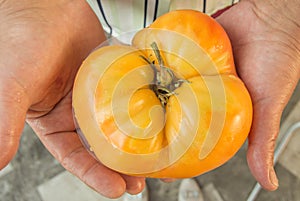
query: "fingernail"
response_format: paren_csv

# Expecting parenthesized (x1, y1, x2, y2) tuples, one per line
(126, 180, 145, 195)
(269, 168, 279, 188)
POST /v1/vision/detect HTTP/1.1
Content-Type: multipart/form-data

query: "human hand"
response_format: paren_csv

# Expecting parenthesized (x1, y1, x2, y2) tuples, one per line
(216, 0, 300, 191)
(0, 0, 145, 198)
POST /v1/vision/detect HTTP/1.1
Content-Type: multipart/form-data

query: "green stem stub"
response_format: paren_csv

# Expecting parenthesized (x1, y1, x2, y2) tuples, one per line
(141, 42, 188, 107)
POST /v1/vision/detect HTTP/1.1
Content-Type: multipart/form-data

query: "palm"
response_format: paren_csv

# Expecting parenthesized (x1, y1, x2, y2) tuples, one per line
(0, 0, 144, 198)
(217, 1, 300, 190)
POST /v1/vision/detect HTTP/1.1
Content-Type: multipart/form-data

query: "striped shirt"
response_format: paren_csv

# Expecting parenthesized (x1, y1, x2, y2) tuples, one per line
(87, 0, 239, 38)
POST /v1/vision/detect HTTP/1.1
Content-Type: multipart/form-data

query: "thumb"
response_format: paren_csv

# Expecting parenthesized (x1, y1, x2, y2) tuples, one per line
(247, 99, 282, 191)
(0, 80, 30, 170)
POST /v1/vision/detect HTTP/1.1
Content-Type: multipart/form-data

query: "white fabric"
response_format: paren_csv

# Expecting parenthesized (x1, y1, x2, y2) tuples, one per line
(86, 0, 239, 37)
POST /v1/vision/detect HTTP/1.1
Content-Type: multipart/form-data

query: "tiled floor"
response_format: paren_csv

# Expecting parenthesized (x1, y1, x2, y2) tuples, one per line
(0, 82, 299, 201)
(37, 171, 122, 201)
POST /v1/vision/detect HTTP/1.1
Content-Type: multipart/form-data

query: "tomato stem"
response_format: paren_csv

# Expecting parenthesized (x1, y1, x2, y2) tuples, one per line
(140, 42, 188, 107)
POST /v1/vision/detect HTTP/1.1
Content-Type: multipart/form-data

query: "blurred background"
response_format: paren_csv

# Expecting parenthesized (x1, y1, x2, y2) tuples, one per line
(0, 81, 299, 201)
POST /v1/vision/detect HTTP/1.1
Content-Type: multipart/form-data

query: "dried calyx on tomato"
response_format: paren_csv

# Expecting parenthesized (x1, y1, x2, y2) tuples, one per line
(72, 10, 253, 178)
(141, 42, 189, 107)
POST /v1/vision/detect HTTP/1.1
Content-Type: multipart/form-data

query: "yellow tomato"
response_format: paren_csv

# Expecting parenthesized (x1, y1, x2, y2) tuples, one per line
(72, 10, 253, 178)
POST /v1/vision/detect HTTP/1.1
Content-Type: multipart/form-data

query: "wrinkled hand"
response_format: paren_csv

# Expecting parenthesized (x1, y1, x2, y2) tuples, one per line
(0, 0, 144, 198)
(216, 0, 300, 191)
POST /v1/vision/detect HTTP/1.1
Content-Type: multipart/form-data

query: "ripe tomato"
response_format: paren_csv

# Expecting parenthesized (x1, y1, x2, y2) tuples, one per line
(72, 10, 252, 178)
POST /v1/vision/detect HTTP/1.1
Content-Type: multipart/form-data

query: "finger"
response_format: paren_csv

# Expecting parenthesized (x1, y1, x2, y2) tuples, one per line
(247, 100, 281, 191)
(121, 174, 146, 195)
(0, 80, 29, 169)
(27, 93, 126, 198)
(43, 131, 127, 198)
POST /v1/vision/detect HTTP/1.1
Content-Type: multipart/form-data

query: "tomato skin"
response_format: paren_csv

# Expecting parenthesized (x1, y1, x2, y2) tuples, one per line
(72, 10, 253, 178)
(146, 9, 236, 75)
(145, 75, 252, 178)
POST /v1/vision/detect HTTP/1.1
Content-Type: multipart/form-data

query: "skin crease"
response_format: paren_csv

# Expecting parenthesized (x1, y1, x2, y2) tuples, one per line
(0, 0, 299, 199)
